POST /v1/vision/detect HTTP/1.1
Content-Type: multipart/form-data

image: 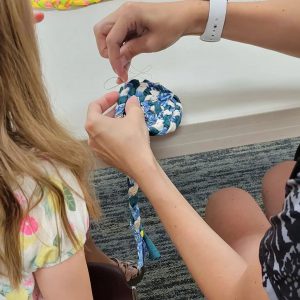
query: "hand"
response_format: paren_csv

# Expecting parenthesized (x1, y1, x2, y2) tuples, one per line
(85, 92, 156, 179)
(34, 12, 44, 23)
(94, 1, 207, 83)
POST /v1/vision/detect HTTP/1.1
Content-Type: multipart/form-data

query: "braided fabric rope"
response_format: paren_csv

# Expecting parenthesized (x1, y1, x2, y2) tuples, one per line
(116, 79, 183, 270)
(32, 0, 101, 10)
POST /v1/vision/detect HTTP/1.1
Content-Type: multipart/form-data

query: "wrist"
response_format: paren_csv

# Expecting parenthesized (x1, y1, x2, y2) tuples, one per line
(182, 0, 209, 36)
(131, 154, 161, 185)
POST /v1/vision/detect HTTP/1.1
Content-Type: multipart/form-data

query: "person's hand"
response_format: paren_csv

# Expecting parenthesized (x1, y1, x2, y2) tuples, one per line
(34, 12, 44, 23)
(94, 1, 207, 83)
(85, 92, 156, 179)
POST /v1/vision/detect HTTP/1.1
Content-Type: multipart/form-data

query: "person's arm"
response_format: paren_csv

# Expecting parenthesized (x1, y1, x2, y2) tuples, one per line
(219, 0, 300, 58)
(34, 250, 93, 300)
(85, 93, 269, 300)
(134, 160, 268, 300)
(94, 0, 300, 82)
(186, 0, 300, 57)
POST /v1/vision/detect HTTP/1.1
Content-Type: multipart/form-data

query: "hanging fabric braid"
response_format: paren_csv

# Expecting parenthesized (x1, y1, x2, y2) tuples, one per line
(32, 0, 101, 10)
(115, 79, 183, 270)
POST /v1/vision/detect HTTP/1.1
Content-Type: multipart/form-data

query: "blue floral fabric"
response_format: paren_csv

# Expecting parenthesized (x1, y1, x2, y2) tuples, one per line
(116, 79, 183, 135)
(116, 79, 183, 270)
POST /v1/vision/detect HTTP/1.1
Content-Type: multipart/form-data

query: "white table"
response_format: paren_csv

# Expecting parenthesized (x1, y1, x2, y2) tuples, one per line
(37, 0, 300, 158)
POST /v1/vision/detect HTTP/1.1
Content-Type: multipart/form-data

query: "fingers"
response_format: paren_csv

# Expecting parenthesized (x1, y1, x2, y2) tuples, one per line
(125, 96, 140, 112)
(85, 101, 105, 135)
(106, 18, 132, 81)
(95, 18, 129, 82)
(104, 104, 117, 118)
(125, 96, 145, 122)
(94, 2, 149, 81)
(97, 91, 119, 113)
(85, 92, 119, 135)
(116, 61, 131, 84)
(116, 77, 124, 85)
(34, 12, 44, 23)
(121, 35, 150, 61)
(114, 37, 149, 83)
(95, 20, 130, 82)
(94, 22, 113, 59)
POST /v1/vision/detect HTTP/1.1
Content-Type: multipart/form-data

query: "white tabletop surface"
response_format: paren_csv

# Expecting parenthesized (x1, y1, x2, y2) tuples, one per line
(36, 0, 300, 140)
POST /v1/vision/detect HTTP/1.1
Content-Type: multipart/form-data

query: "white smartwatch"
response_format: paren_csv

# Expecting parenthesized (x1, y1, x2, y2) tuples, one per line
(200, 0, 228, 42)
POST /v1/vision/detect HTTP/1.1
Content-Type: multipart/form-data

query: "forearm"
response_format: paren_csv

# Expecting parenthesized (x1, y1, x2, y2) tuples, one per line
(186, 0, 300, 57)
(135, 161, 249, 299)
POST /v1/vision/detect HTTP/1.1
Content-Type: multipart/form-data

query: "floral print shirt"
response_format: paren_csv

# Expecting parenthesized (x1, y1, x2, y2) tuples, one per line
(0, 161, 89, 300)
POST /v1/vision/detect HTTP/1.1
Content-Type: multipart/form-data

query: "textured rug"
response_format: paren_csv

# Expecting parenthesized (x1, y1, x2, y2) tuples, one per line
(90, 137, 300, 300)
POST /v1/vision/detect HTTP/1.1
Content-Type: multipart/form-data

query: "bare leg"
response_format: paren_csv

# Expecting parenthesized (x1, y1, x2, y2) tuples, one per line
(262, 161, 295, 219)
(205, 188, 270, 298)
(205, 188, 269, 264)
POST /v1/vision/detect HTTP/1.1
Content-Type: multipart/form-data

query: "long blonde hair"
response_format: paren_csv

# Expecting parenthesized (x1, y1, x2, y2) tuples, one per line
(0, 0, 100, 288)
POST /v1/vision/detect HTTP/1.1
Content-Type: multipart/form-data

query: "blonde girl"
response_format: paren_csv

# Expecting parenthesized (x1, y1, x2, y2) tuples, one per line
(0, 1, 108, 299)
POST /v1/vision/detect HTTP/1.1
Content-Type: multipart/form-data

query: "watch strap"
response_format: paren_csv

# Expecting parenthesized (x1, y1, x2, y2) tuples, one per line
(200, 0, 228, 42)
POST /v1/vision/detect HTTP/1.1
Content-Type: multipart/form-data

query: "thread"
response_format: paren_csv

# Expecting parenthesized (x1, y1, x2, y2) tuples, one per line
(104, 65, 153, 90)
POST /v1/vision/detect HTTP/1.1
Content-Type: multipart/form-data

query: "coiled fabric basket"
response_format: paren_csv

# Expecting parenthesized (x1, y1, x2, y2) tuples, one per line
(115, 79, 183, 270)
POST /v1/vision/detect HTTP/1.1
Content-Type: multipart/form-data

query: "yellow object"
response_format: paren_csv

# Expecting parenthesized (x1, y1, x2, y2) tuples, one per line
(20, 235, 37, 251)
(6, 288, 28, 300)
(35, 245, 59, 268)
(32, 0, 101, 10)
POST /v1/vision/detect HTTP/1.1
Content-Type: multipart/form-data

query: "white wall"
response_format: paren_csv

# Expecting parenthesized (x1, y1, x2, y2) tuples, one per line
(36, 1, 300, 156)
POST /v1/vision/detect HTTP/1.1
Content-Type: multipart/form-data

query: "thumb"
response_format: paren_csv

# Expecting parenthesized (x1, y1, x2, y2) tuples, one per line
(125, 96, 144, 119)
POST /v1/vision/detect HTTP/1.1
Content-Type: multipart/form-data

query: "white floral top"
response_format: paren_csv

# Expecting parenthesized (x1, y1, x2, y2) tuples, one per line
(0, 161, 89, 300)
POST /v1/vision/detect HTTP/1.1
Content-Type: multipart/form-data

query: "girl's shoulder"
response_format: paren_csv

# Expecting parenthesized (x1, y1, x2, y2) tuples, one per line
(16, 159, 90, 272)
(15, 160, 84, 207)
(17, 159, 89, 229)
(0, 161, 90, 300)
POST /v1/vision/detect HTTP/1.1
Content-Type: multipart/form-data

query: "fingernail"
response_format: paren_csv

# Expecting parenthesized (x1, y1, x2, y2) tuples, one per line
(129, 96, 139, 103)
(116, 77, 123, 84)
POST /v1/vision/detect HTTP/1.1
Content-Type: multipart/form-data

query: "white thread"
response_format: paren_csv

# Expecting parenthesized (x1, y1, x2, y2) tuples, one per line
(103, 65, 153, 90)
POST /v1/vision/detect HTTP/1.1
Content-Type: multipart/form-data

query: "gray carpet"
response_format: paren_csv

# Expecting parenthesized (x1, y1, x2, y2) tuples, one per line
(90, 137, 300, 300)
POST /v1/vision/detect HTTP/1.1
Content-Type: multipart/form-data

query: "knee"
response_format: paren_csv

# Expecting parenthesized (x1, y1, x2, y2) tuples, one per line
(262, 161, 295, 194)
(208, 187, 245, 204)
(205, 187, 251, 228)
(205, 187, 246, 218)
(262, 163, 281, 188)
